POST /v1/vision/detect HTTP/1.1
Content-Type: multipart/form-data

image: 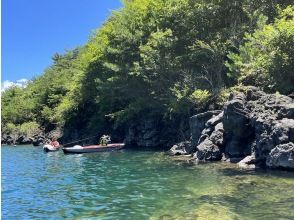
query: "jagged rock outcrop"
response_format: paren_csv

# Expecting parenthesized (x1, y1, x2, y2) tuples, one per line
(190, 110, 222, 148)
(170, 86, 294, 170)
(190, 111, 225, 162)
(194, 138, 222, 161)
(223, 93, 252, 157)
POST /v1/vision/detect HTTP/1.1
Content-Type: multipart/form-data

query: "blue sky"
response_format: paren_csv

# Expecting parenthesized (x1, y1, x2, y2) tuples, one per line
(2, 0, 122, 86)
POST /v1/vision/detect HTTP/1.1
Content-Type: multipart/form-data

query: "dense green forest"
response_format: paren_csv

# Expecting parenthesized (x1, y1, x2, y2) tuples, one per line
(2, 0, 294, 145)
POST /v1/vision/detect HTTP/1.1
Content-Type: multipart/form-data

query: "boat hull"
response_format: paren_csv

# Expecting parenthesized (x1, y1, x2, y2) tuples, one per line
(63, 143, 124, 154)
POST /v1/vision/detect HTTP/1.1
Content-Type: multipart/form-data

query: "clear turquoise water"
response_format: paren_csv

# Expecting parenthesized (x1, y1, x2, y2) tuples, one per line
(2, 145, 294, 220)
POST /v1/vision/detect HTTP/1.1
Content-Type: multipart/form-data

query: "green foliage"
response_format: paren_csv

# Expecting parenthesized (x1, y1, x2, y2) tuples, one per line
(1, 48, 82, 132)
(2, 0, 294, 139)
(189, 89, 211, 107)
(3, 123, 18, 134)
(1, 86, 36, 125)
(2, 121, 40, 137)
(19, 121, 41, 137)
(77, 0, 278, 125)
(226, 6, 294, 94)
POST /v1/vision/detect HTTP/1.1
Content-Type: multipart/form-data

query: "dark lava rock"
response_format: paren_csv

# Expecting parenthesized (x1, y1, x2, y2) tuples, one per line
(32, 135, 46, 146)
(223, 93, 252, 157)
(169, 141, 192, 155)
(277, 103, 294, 119)
(172, 87, 294, 170)
(124, 117, 161, 148)
(190, 110, 222, 147)
(209, 123, 224, 146)
(15, 135, 32, 145)
(193, 138, 222, 161)
(124, 114, 187, 149)
(2, 135, 14, 145)
(266, 143, 294, 170)
(273, 119, 294, 145)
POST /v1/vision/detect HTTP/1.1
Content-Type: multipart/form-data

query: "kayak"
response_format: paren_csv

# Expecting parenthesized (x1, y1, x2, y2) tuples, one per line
(63, 143, 124, 154)
(43, 144, 60, 152)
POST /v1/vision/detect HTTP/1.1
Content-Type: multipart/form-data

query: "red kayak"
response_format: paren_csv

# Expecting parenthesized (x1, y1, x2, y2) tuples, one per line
(62, 143, 124, 154)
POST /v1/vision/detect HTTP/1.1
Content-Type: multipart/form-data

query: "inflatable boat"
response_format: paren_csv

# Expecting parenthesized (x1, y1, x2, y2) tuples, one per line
(63, 143, 124, 154)
(43, 144, 60, 152)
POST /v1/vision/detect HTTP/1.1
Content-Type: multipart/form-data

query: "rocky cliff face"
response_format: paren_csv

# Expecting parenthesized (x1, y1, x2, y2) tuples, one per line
(124, 114, 190, 149)
(170, 87, 294, 170)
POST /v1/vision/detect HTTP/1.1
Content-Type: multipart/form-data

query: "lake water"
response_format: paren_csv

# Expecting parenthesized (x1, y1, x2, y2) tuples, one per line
(2, 145, 294, 219)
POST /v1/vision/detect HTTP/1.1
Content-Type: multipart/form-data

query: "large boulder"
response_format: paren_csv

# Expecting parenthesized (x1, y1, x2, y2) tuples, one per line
(273, 119, 294, 144)
(252, 118, 294, 161)
(193, 138, 222, 161)
(190, 110, 222, 147)
(223, 93, 249, 138)
(266, 143, 294, 170)
(223, 93, 252, 157)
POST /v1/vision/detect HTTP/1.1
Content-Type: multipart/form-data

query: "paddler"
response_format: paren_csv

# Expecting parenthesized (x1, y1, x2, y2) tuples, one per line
(99, 135, 111, 146)
(49, 137, 60, 149)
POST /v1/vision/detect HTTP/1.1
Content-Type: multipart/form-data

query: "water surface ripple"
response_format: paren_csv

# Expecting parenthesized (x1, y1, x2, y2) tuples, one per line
(2, 145, 294, 219)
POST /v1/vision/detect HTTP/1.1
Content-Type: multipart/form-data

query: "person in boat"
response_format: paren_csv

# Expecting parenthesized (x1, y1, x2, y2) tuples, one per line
(49, 138, 60, 149)
(99, 135, 111, 146)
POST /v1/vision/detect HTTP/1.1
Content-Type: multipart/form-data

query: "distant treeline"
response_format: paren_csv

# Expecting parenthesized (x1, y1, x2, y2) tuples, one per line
(2, 0, 294, 142)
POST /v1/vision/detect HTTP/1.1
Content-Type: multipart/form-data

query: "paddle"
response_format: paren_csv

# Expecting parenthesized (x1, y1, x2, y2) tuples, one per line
(61, 135, 100, 148)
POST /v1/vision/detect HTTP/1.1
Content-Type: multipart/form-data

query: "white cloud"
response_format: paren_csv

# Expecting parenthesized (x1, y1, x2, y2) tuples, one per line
(16, 78, 29, 84)
(1, 79, 29, 91)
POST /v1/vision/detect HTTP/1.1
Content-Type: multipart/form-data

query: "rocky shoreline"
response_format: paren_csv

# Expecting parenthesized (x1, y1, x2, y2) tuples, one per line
(170, 87, 294, 170)
(3, 87, 293, 170)
(1, 134, 48, 146)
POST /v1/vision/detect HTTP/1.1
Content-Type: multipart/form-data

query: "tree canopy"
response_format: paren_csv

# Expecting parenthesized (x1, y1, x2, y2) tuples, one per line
(2, 0, 294, 142)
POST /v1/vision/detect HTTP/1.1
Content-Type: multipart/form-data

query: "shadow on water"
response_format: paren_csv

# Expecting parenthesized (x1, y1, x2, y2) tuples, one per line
(219, 166, 294, 179)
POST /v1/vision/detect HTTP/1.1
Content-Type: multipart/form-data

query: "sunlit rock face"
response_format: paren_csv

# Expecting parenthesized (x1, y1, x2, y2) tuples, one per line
(177, 86, 294, 170)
